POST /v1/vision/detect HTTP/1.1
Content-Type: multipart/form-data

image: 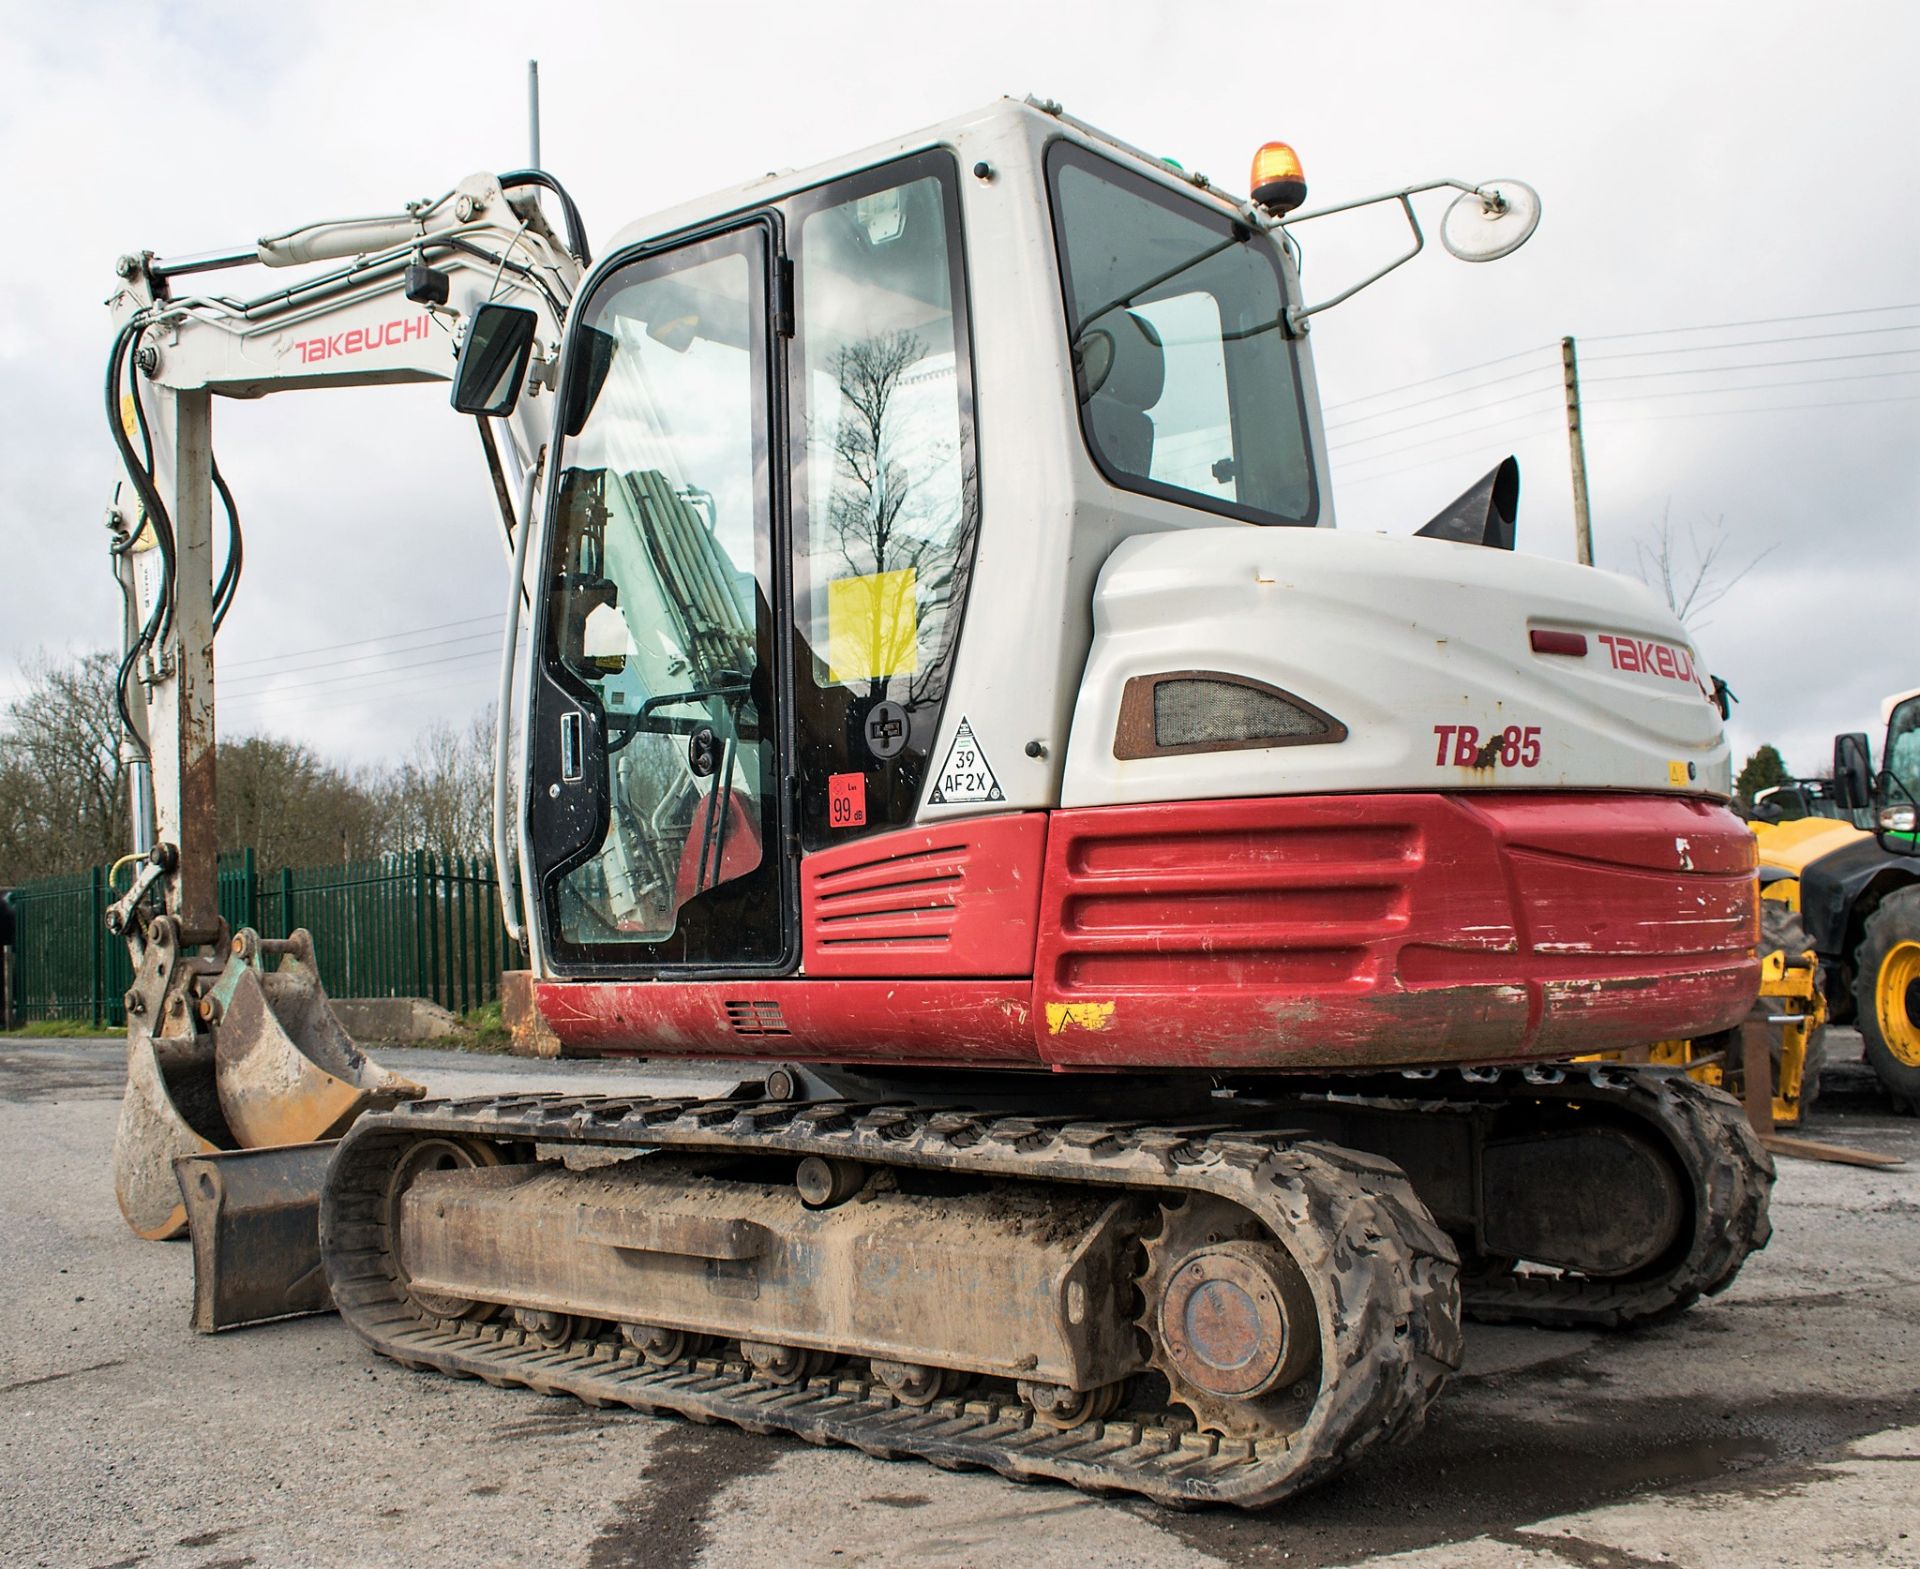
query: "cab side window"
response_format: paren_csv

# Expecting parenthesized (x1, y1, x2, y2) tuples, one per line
(788, 151, 979, 846)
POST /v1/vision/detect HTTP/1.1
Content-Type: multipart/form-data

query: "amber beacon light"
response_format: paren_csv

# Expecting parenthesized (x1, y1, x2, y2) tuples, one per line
(1250, 141, 1307, 216)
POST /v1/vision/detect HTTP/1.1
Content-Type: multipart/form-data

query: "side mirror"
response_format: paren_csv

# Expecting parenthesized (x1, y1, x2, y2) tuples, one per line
(1833, 731, 1874, 812)
(1877, 772, 1919, 852)
(451, 303, 538, 416)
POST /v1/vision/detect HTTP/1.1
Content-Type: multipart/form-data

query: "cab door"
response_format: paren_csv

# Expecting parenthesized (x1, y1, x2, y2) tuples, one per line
(526, 219, 792, 973)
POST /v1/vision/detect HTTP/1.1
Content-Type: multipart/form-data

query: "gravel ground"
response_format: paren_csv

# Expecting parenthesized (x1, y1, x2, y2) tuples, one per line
(1, 1034, 1915, 1569)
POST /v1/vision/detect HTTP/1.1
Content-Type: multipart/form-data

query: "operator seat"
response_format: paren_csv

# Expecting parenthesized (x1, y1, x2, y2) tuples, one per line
(1080, 309, 1165, 479)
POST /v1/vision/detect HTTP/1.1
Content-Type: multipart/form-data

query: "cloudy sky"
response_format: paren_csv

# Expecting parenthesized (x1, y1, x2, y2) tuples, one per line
(1, 0, 1914, 778)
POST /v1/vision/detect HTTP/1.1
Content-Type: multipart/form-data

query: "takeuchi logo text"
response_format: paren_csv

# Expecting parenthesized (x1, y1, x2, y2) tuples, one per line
(295, 314, 431, 364)
(1598, 633, 1700, 687)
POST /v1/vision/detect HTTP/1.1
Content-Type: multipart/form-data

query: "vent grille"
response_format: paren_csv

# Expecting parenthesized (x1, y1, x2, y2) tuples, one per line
(724, 1000, 789, 1036)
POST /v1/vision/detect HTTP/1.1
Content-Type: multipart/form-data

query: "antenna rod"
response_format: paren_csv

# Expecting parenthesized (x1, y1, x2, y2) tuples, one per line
(528, 59, 541, 169)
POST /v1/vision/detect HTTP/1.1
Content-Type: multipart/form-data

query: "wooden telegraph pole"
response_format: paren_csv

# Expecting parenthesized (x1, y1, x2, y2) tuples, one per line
(1561, 335, 1594, 566)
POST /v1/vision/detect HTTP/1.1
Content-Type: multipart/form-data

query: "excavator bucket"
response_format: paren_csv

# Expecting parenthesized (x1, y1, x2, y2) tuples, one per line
(209, 934, 423, 1147)
(110, 926, 423, 1325)
(174, 1142, 340, 1331)
(113, 1030, 222, 1241)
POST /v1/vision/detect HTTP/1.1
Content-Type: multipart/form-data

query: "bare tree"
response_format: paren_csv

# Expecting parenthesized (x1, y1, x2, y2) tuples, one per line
(219, 734, 386, 870)
(1634, 506, 1773, 629)
(377, 705, 496, 854)
(0, 650, 129, 882)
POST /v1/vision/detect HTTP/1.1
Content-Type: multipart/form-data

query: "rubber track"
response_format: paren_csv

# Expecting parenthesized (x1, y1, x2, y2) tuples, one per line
(1371, 1065, 1775, 1329)
(321, 1095, 1463, 1508)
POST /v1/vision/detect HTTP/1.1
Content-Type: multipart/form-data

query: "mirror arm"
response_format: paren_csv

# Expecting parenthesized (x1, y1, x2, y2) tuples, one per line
(1281, 178, 1510, 333)
(1286, 191, 1426, 333)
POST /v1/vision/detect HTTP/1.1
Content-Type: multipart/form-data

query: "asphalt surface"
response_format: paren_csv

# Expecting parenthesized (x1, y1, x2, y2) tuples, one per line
(1, 1035, 1916, 1569)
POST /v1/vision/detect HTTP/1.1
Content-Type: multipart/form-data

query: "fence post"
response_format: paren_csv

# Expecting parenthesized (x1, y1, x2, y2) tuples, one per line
(89, 865, 105, 1029)
(243, 847, 258, 932)
(427, 851, 444, 1010)
(412, 850, 428, 1000)
(455, 852, 472, 1016)
(280, 865, 296, 940)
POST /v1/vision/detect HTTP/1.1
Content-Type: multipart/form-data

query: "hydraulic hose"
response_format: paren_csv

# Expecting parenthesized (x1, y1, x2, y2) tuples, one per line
(211, 456, 242, 631)
(105, 319, 175, 757)
(499, 170, 591, 267)
(105, 315, 246, 761)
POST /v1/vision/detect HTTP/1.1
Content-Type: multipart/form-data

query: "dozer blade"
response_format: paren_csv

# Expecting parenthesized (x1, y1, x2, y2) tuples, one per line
(174, 1143, 340, 1331)
(113, 1029, 225, 1241)
(210, 933, 424, 1148)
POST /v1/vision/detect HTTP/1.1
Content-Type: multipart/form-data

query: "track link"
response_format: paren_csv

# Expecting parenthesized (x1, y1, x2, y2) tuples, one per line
(321, 1095, 1461, 1508)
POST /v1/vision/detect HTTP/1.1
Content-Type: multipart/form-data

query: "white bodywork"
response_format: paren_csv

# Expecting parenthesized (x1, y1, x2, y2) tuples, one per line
(573, 98, 1724, 835)
(1065, 527, 1729, 805)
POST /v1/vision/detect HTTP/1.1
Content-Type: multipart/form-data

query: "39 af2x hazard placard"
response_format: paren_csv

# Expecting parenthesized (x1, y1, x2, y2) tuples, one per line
(928, 715, 1002, 805)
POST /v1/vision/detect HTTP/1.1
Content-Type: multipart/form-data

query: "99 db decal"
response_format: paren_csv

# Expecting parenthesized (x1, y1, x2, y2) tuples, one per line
(1434, 723, 1543, 768)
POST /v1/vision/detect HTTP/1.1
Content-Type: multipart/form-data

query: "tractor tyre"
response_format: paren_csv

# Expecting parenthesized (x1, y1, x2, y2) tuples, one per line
(1853, 886, 1920, 1115)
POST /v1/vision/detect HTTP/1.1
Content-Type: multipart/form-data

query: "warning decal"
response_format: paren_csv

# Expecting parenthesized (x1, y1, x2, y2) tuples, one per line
(928, 715, 1003, 805)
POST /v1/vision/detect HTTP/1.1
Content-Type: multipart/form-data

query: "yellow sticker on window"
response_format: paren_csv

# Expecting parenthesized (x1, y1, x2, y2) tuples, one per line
(827, 568, 919, 683)
(1668, 760, 1690, 787)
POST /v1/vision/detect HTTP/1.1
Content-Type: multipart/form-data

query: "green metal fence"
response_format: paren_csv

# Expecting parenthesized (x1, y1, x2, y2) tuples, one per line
(5, 849, 520, 1028)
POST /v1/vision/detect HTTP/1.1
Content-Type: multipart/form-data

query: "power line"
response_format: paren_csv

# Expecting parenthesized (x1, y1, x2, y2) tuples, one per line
(1319, 343, 1552, 414)
(1586, 391, 1920, 425)
(1586, 366, 1920, 402)
(1334, 403, 1564, 468)
(219, 613, 500, 671)
(1333, 425, 1564, 489)
(1320, 300, 1920, 427)
(1328, 384, 1562, 451)
(1323, 360, 1558, 431)
(1583, 300, 1920, 344)
(1585, 322, 1920, 362)
(1574, 346, 1920, 383)
(219, 628, 504, 689)
(240, 667, 501, 724)
(217, 644, 504, 706)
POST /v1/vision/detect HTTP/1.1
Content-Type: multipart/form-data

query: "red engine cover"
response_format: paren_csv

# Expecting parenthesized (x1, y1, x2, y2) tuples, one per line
(533, 793, 1757, 1073)
(1032, 793, 1757, 1070)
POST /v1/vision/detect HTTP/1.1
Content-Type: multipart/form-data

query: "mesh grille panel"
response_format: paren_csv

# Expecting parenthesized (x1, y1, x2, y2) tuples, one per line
(1152, 678, 1332, 749)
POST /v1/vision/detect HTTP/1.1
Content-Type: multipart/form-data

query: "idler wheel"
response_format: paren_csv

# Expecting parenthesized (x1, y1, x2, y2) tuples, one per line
(1157, 1242, 1316, 1401)
(1017, 1378, 1126, 1429)
(386, 1136, 502, 1322)
(742, 1341, 835, 1386)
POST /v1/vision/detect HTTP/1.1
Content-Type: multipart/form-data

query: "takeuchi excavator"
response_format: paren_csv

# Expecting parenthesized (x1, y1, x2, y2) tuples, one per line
(102, 98, 1770, 1508)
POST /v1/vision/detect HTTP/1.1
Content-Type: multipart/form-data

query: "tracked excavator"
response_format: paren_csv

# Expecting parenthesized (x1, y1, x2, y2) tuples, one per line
(102, 99, 1771, 1508)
